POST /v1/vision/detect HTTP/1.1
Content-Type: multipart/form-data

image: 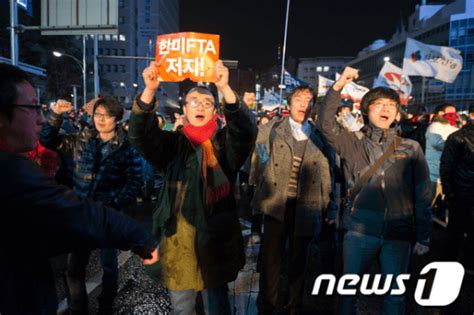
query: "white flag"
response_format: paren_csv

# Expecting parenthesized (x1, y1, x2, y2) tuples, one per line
(336, 73, 370, 104)
(261, 88, 281, 111)
(373, 61, 413, 104)
(402, 38, 463, 83)
(318, 75, 334, 96)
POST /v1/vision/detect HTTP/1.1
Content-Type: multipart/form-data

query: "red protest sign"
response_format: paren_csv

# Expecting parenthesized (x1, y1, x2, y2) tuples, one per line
(156, 32, 220, 82)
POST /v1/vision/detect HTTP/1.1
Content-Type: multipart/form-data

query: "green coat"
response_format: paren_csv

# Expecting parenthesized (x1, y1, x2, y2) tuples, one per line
(128, 95, 257, 288)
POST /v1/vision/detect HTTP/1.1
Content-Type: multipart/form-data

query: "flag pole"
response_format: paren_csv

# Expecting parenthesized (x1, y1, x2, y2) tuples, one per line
(421, 77, 426, 106)
(278, 0, 291, 105)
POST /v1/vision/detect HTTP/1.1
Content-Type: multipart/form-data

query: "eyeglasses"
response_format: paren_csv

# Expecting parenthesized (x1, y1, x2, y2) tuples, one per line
(369, 102, 398, 111)
(94, 113, 114, 120)
(14, 104, 43, 115)
(186, 99, 215, 109)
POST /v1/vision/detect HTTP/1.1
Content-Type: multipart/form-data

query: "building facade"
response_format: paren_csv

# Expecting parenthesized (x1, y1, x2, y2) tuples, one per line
(297, 56, 353, 89)
(82, 0, 179, 108)
(346, 0, 474, 111)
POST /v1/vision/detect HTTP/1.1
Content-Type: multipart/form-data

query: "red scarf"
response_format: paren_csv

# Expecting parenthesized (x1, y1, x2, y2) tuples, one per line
(0, 138, 13, 152)
(443, 113, 457, 127)
(182, 114, 218, 147)
(182, 115, 230, 205)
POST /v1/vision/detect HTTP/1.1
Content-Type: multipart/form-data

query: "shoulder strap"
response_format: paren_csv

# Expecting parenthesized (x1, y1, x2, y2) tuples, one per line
(349, 136, 401, 202)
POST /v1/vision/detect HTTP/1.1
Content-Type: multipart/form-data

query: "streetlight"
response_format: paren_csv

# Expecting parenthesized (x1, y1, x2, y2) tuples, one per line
(384, 56, 390, 62)
(53, 51, 86, 111)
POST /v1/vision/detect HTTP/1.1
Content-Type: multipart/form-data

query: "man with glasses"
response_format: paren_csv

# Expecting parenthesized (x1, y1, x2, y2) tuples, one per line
(252, 86, 332, 314)
(40, 96, 143, 314)
(128, 60, 257, 314)
(318, 67, 432, 315)
(0, 61, 156, 315)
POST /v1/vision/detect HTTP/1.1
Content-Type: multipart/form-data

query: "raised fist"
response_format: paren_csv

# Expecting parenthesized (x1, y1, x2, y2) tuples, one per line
(51, 99, 73, 115)
(214, 60, 229, 91)
(334, 67, 359, 91)
(142, 61, 161, 91)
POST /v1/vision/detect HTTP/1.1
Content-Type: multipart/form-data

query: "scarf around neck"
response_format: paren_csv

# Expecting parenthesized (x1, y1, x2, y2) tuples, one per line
(443, 113, 457, 127)
(182, 115, 230, 206)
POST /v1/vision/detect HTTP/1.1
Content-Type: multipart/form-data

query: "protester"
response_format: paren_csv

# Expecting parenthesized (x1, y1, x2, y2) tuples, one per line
(248, 112, 272, 244)
(318, 67, 432, 315)
(252, 86, 332, 314)
(40, 97, 143, 314)
(128, 60, 257, 314)
(440, 104, 474, 270)
(243, 91, 257, 110)
(0, 62, 156, 315)
(425, 103, 458, 207)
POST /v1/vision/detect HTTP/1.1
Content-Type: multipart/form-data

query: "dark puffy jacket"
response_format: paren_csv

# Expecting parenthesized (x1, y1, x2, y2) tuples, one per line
(0, 151, 156, 315)
(440, 121, 474, 198)
(40, 112, 142, 210)
(317, 88, 432, 245)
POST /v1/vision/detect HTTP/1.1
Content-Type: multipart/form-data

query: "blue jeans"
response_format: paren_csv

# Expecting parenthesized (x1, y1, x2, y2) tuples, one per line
(340, 231, 411, 315)
(168, 285, 231, 315)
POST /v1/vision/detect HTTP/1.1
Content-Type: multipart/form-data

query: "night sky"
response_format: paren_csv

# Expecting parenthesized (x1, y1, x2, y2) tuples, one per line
(181, 0, 423, 69)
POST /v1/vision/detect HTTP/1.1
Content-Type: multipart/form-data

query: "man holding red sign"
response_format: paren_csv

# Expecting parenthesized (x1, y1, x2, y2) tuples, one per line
(128, 59, 257, 314)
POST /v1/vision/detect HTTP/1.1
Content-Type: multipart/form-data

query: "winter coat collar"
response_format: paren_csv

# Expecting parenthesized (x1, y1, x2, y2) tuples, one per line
(365, 123, 397, 144)
(79, 127, 127, 163)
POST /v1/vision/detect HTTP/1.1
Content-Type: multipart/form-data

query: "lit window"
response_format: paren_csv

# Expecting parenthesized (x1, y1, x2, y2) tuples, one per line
(104, 35, 111, 41)
(119, 34, 126, 41)
(324, 66, 330, 72)
(316, 66, 322, 72)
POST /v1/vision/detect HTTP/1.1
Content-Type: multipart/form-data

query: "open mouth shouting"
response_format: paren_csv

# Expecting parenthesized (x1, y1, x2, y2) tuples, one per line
(195, 114, 205, 122)
(379, 114, 390, 122)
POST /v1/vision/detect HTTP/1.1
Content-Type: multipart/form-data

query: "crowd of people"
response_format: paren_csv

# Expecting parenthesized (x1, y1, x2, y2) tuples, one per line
(1, 61, 473, 315)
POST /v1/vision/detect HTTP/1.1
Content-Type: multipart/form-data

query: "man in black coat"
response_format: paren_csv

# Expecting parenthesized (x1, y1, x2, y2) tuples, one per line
(0, 63, 156, 315)
(441, 104, 474, 269)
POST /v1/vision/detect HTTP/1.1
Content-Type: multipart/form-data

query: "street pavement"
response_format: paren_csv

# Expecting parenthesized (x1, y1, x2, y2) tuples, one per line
(52, 199, 474, 314)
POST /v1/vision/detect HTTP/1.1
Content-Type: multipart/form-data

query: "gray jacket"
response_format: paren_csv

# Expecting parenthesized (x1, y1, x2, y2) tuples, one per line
(251, 117, 331, 236)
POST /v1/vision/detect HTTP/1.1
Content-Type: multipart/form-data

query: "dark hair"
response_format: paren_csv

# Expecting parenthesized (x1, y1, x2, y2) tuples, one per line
(93, 96, 124, 121)
(360, 87, 400, 115)
(433, 104, 444, 115)
(0, 63, 34, 121)
(185, 86, 217, 106)
(469, 104, 474, 114)
(440, 102, 457, 112)
(287, 86, 314, 107)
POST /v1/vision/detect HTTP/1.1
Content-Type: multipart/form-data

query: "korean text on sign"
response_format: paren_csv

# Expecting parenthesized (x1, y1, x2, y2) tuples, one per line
(156, 32, 220, 82)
